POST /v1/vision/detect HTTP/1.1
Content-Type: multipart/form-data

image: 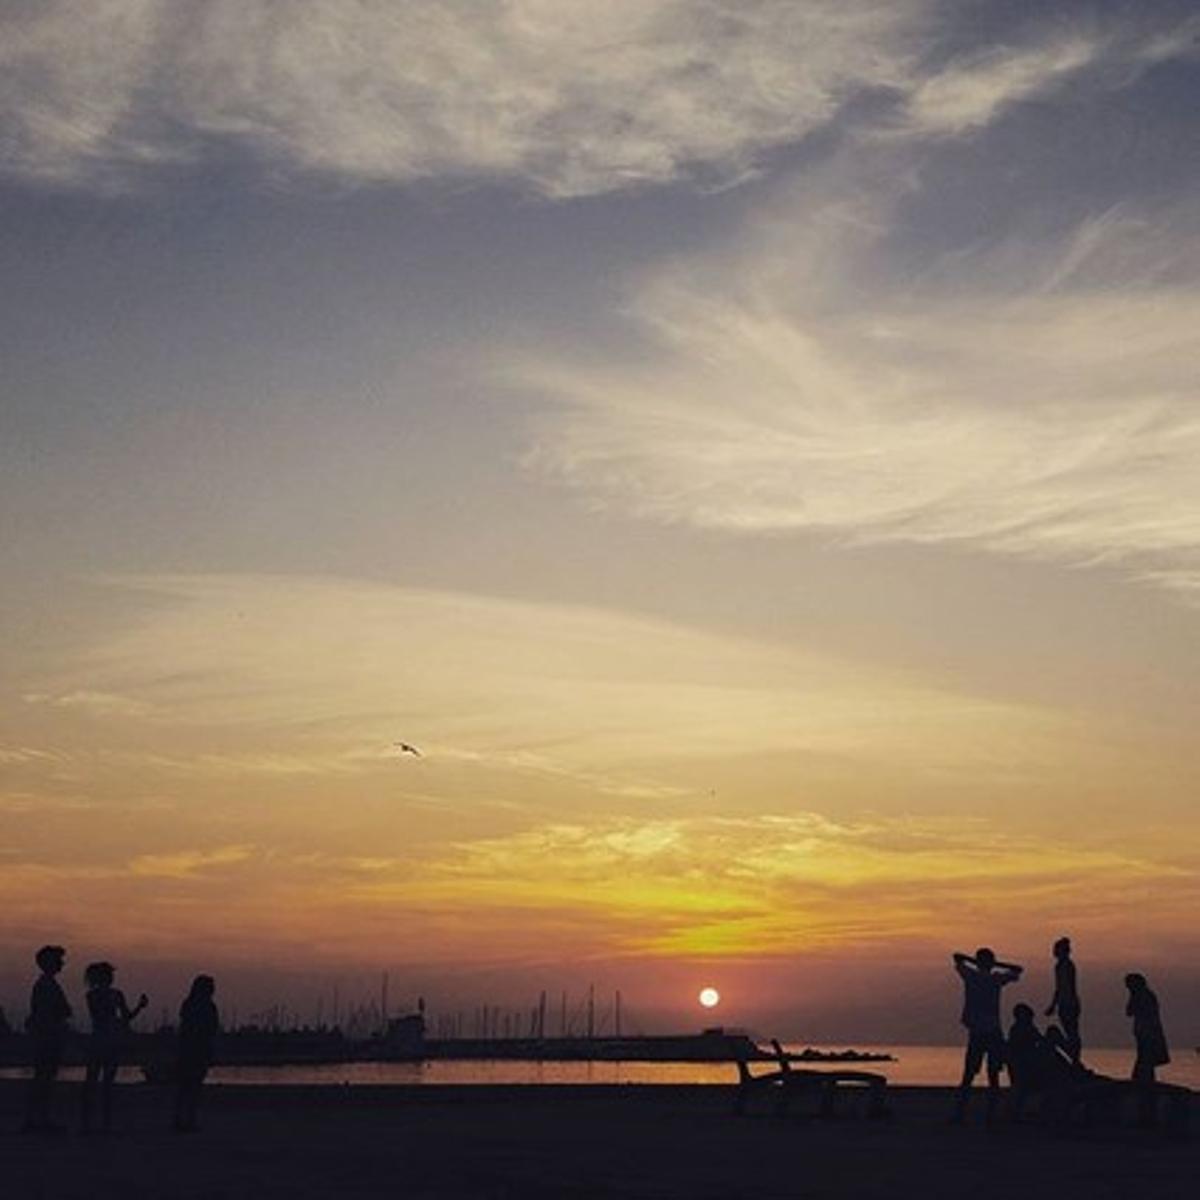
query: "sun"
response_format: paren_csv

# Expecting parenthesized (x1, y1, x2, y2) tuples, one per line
(698, 986, 720, 1009)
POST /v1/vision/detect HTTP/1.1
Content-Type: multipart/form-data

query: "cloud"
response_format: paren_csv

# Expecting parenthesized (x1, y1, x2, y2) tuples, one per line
(895, 8, 1200, 139)
(0, 0, 930, 194)
(127, 843, 256, 879)
(23, 689, 153, 718)
(520, 156, 1200, 595)
(899, 36, 1099, 136)
(6, 2, 1193, 196)
(1, 789, 1191, 970)
(0, 790, 92, 814)
(349, 812, 1196, 957)
(0, 745, 61, 766)
(22, 573, 1067, 794)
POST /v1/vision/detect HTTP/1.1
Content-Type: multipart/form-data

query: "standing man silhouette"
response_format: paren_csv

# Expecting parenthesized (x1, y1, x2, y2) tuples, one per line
(23, 944, 71, 1134)
(950, 946, 1023, 1123)
(1044, 936, 1082, 1062)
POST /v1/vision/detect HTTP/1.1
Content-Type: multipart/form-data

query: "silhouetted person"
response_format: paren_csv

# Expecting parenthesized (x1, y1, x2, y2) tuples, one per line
(950, 947, 1022, 1123)
(22, 944, 71, 1134)
(1044, 936, 1082, 1062)
(1005, 1002, 1044, 1118)
(174, 975, 218, 1132)
(80, 961, 148, 1132)
(1125, 972, 1169, 1126)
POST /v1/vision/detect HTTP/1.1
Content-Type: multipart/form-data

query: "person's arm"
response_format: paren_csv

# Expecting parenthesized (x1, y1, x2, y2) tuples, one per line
(119, 991, 149, 1025)
(1045, 983, 1059, 1016)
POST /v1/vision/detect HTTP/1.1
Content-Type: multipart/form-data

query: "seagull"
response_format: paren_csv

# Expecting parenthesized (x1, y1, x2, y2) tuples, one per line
(394, 742, 422, 757)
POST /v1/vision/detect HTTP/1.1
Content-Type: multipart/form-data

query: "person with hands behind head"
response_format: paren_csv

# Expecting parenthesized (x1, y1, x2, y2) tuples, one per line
(950, 946, 1023, 1124)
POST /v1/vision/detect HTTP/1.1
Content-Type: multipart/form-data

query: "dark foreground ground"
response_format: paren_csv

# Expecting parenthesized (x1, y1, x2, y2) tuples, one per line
(1, 1080, 1194, 1200)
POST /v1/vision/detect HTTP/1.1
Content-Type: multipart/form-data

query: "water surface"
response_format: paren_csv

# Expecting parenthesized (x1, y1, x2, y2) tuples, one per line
(8, 1044, 1195, 1088)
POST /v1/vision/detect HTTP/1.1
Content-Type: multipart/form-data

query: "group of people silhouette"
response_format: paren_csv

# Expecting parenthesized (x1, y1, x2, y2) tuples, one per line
(10, 936, 1177, 1136)
(20, 944, 218, 1135)
(952, 936, 1171, 1124)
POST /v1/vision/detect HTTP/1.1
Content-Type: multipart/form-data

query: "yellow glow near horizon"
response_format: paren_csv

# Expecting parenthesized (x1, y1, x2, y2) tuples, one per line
(2, 574, 1198, 987)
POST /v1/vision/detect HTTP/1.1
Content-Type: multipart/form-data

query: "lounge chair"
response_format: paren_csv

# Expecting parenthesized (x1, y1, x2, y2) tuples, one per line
(735, 1039, 889, 1119)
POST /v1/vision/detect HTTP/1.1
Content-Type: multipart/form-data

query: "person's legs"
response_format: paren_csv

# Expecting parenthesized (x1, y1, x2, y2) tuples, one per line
(81, 1061, 100, 1131)
(25, 1039, 62, 1131)
(953, 1035, 985, 1121)
(174, 1064, 204, 1131)
(1007, 1082, 1031, 1121)
(984, 1034, 1005, 1123)
(189, 1066, 209, 1129)
(100, 1061, 118, 1130)
(1133, 1055, 1158, 1126)
(173, 1082, 189, 1130)
(24, 1064, 48, 1131)
(173, 1078, 189, 1130)
(1061, 1007, 1082, 1062)
(1005, 1052, 1035, 1122)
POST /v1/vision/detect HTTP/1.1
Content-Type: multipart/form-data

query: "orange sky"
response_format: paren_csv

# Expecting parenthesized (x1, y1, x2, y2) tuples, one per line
(2, 2, 1199, 1045)
(3, 575, 1197, 1041)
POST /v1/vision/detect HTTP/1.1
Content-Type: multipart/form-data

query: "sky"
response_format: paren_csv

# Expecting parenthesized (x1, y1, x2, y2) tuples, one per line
(1, 0, 1198, 1045)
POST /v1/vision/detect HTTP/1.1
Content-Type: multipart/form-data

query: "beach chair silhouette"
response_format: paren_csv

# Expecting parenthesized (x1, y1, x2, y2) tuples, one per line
(735, 1039, 889, 1119)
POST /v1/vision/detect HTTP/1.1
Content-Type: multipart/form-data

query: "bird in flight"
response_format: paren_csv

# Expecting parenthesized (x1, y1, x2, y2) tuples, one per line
(394, 742, 422, 757)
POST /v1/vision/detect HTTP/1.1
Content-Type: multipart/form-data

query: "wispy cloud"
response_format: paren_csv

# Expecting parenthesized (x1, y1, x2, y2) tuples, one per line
(22, 573, 1068, 793)
(0, 0, 928, 194)
(0, 790, 92, 814)
(899, 36, 1099, 136)
(0, 745, 63, 766)
(23, 690, 153, 719)
(127, 842, 256, 879)
(521, 155, 1200, 596)
(5, 3, 1192, 196)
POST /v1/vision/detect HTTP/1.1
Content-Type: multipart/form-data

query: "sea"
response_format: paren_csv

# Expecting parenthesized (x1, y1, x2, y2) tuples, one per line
(5, 1045, 1198, 1089)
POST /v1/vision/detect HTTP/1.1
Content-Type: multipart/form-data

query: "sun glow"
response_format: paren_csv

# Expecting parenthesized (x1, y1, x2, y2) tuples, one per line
(698, 986, 720, 1009)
